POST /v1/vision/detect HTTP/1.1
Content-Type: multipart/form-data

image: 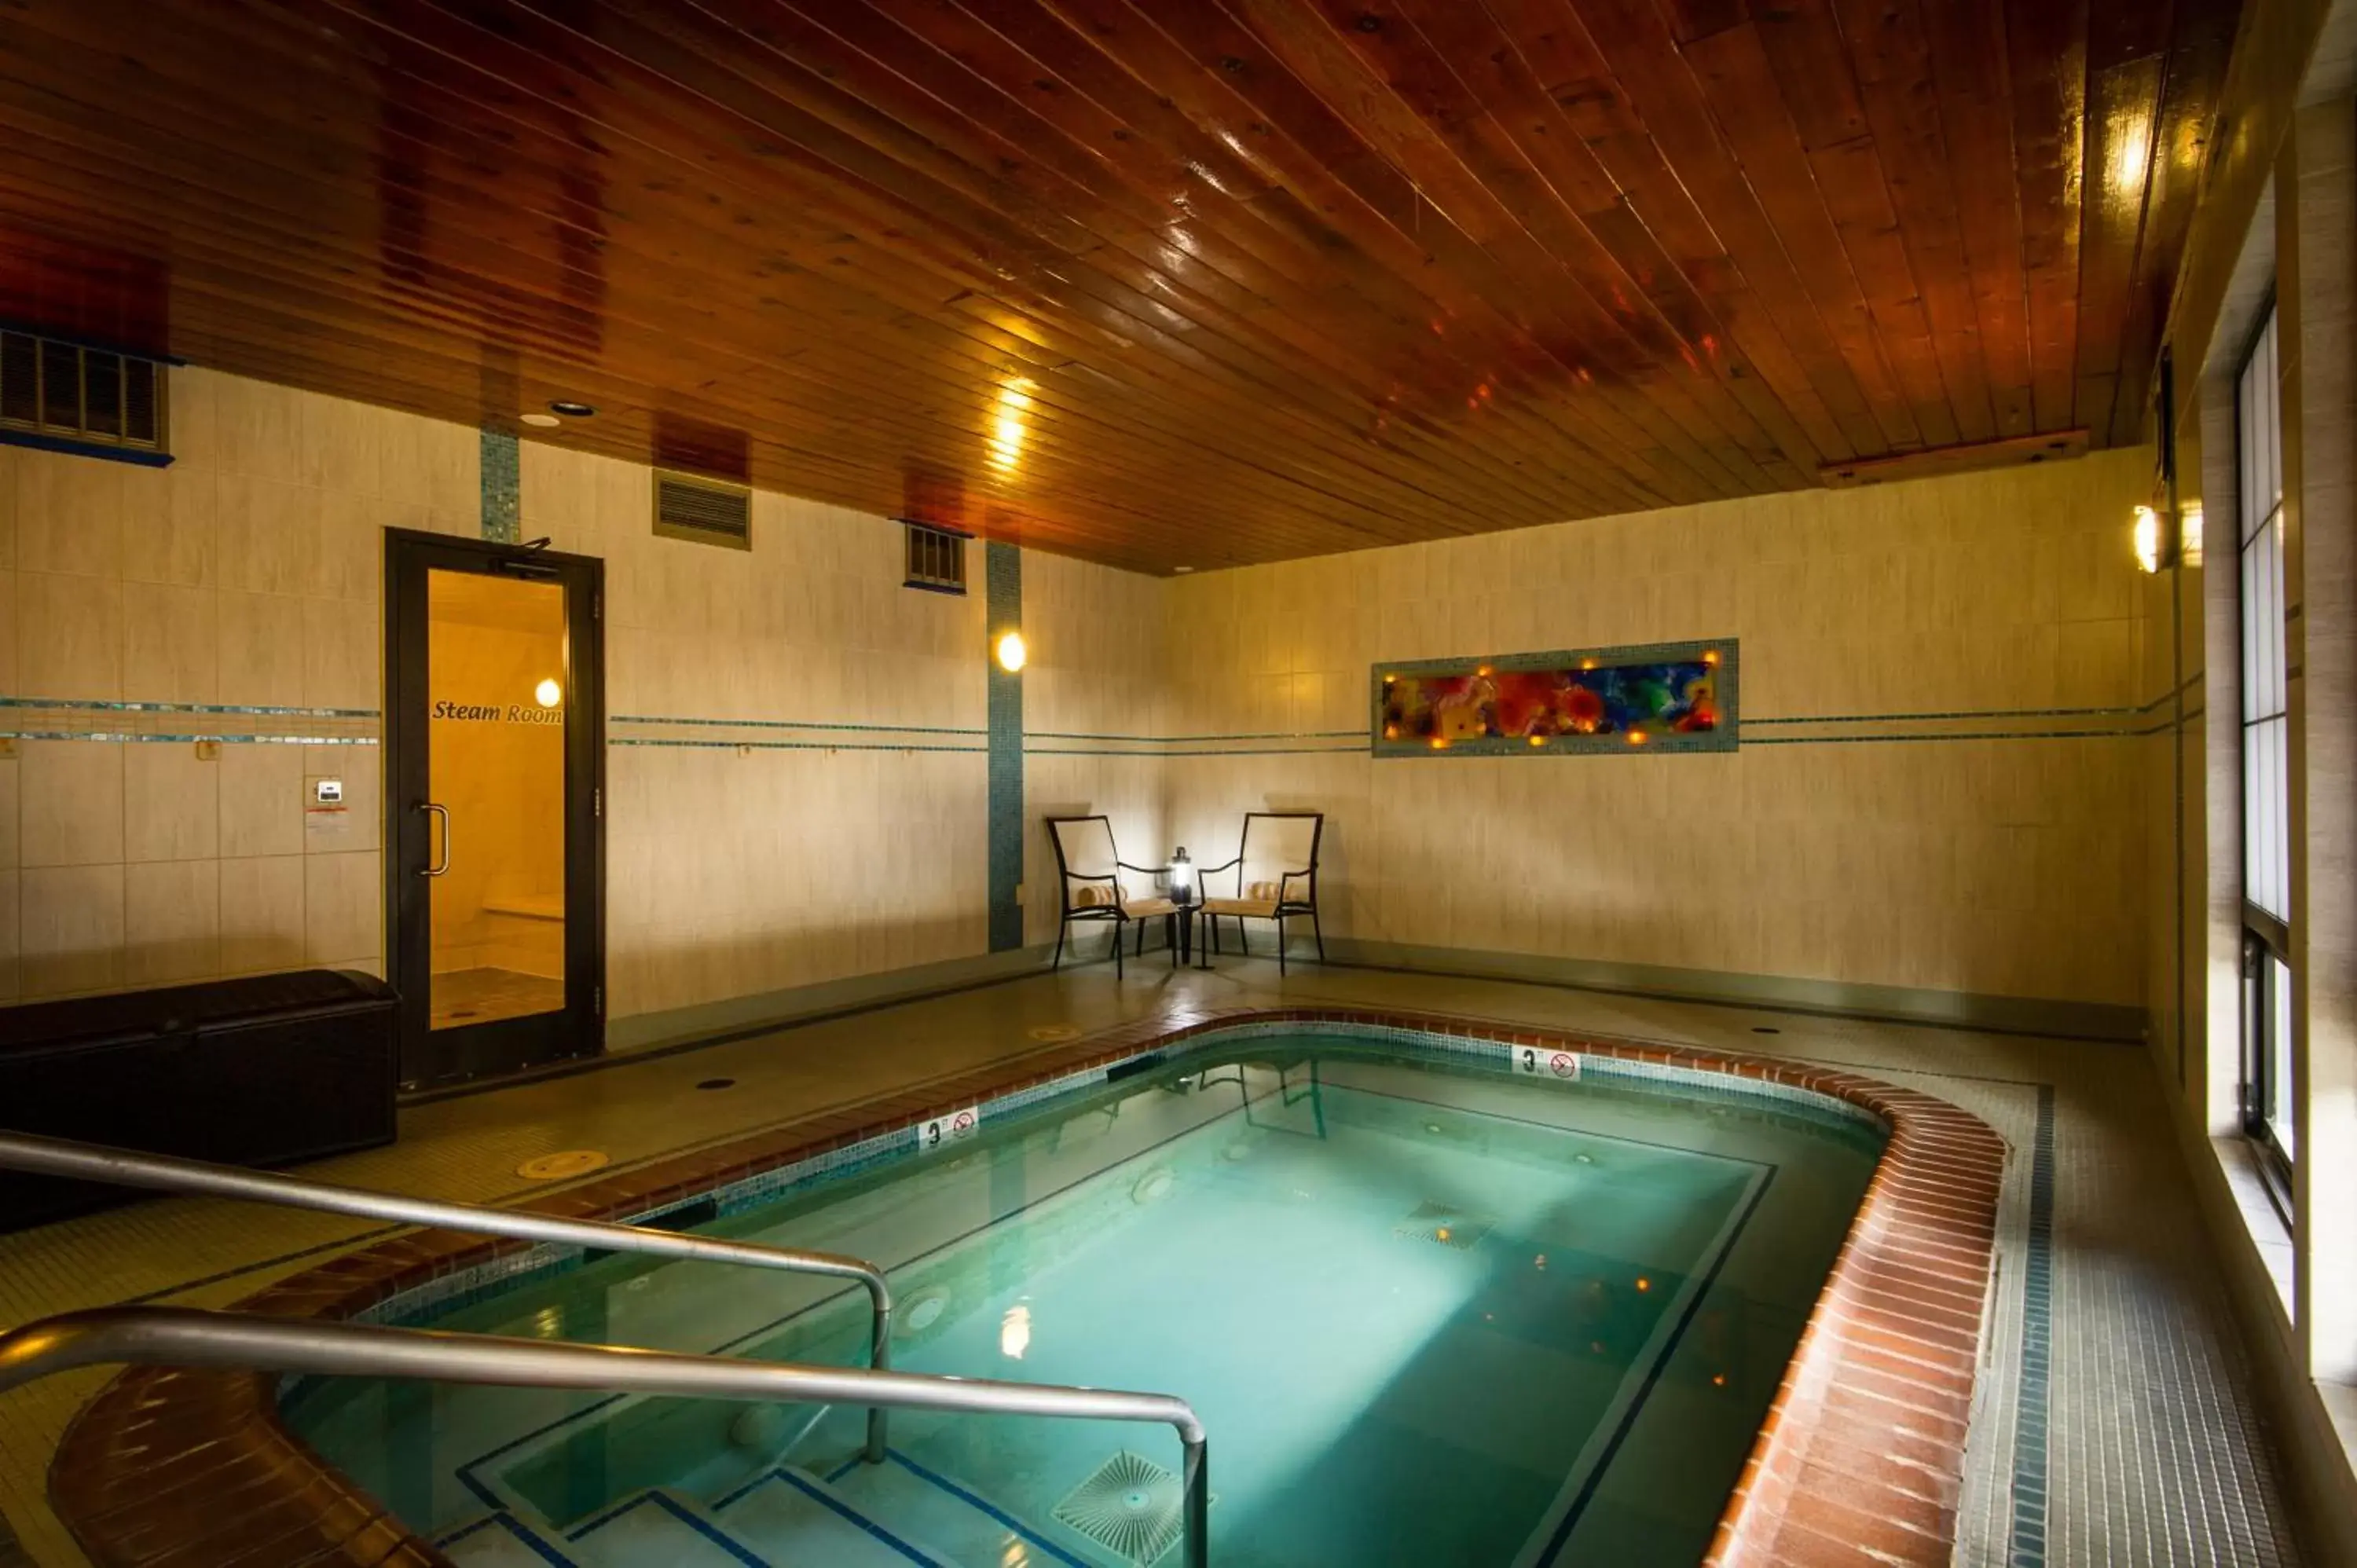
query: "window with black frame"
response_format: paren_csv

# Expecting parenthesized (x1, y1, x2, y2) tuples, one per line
(2237, 305, 2295, 1185)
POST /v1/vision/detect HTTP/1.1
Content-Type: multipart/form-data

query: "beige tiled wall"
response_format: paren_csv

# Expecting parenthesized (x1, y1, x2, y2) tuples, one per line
(0, 368, 476, 1003)
(1164, 449, 2158, 1009)
(519, 444, 996, 1020)
(2, 366, 1171, 1022)
(2, 360, 2159, 1026)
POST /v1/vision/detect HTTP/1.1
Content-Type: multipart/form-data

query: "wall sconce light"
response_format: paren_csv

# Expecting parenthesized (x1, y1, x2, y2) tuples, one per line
(1168, 846, 1195, 907)
(533, 678, 563, 709)
(995, 630, 1028, 672)
(2132, 504, 2168, 574)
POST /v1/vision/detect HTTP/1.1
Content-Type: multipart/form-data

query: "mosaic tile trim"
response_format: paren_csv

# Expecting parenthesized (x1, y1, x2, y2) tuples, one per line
(479, 429, 519, 544)
(0, 696, 380, 746)
(2010, 1086, 2056, 1568)
(43, 1003, 2003, 1568)
(986, 540, 1023, 953)
(609, 736, 984, 755)
(614, 715, 988, 736)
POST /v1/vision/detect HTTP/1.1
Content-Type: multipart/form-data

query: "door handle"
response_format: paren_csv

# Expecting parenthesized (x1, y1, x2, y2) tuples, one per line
(419, 802, 451, 877)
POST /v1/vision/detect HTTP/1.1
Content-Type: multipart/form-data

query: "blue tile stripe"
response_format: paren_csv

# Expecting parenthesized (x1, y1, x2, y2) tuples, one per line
(2010, 1086, 2055, 1567)
(734, 1469, 943, 1564)
(885, 1449, 1092, 1568)
(568, 1490, 765, 1566)
(482, 428, 521, 543)
(435, 1511, 579, 1568)
(986, 541, 1023, 952)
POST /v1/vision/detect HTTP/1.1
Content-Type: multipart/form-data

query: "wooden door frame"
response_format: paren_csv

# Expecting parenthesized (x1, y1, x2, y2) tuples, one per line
(383, 528, 606, 1090)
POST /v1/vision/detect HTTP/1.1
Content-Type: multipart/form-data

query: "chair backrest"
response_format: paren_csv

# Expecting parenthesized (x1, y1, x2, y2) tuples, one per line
(1238, 811, 1321, 905)
(1047, 815, 1122, 909)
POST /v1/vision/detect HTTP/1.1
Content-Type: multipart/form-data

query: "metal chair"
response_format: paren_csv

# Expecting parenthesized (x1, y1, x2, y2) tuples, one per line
(1200, 811, 1325, 975)
(1046, 815, 1179, 978)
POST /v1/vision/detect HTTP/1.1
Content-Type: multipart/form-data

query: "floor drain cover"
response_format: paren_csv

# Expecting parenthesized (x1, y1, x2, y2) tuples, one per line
(1393, 1200, 1494, 1250)
(1054, 1451, 1185, 1564)
(1028, 1024, 1083, 1042)
(516, 1149, 609, 1181)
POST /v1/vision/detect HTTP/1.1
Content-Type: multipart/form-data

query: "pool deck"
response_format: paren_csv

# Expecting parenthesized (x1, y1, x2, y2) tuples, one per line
(0, 958, 2308, 1567)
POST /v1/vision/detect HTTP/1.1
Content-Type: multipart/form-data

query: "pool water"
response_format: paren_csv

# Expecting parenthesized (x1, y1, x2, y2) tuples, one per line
(286, 1036, 1882, 1567)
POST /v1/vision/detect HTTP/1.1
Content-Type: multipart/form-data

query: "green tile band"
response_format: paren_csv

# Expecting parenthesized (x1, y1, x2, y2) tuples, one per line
(481, 429, 519, 543)
(987, 541, 1024, 952)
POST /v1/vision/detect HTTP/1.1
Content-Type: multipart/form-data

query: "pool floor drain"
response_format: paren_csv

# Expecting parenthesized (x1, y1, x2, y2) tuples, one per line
(516, 1149, 609, 1181)
(1393, 1200, 1494, 1250)
(1054, 1451, 1185, 1564)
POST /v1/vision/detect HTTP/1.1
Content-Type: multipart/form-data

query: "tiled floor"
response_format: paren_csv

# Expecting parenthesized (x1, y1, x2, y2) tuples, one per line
(427, 966, 567, 1030)
(0, 958, 2310, 1567)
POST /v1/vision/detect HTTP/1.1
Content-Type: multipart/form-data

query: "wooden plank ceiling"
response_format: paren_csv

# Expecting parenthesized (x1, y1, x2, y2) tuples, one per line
(0, 0, 2241, 573)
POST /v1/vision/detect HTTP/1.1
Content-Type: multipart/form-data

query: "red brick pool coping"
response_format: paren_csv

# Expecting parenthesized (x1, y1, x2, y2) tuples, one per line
(45, 1005, 2004, 1568)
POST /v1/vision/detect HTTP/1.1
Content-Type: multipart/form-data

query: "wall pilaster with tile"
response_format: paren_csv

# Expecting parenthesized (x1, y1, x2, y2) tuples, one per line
(0, 367, 478, 1002)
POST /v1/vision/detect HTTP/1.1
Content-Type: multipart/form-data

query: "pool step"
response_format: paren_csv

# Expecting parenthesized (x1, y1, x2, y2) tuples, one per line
(435, 1460, 1088, 1567)
(438, 1511, 582, 1568)
(824, 1452, 1106, 1567)
(566, 1489, 764, 1566)
(712, 1465, 957, 1565)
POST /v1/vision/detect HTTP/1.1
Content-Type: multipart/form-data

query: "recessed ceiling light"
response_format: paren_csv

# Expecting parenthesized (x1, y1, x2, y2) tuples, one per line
(1172, 565, 1194, 573)
(548, 400, 597, 418)
(519, 412, 562, 428)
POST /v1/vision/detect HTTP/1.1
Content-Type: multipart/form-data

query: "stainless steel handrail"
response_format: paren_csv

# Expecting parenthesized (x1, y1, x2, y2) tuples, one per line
(0, 1306, 1210, 1568)
(0, 1130, 895, 1461)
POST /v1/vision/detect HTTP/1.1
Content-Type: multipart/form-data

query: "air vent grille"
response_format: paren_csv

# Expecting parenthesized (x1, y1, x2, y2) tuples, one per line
(651, 468, 752, 550)
(903, 519, 968, 595)
(0, 329, 167, 453)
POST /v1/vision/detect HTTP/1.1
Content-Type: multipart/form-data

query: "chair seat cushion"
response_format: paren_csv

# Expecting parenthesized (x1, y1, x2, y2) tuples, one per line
(1122, 896, 1179, 919)
(1201, 897, 1280, 918)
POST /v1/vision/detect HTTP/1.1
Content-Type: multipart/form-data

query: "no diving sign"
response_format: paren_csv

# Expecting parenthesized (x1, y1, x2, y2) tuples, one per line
(1511, 1046, 1582, 1082)
(917, 1106, 981, 1153)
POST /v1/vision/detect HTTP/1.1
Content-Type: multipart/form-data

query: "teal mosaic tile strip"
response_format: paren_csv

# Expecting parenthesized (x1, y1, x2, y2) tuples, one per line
(1747, 730, 2132, 746)
(1023, 728, 1364, 742)
(0, 696, 381, 746)
(480, 429, 520, 544)
(2010, 1086, 2056, 1568)
(987, 541, 1024, 952)
(0, 732, 378, 746)
(608, 737, 983, 754)
(1028, 745, 1369, 758)
(1748, 704, 2146, 725)
(614, 715, 987, 736)
(0, 697, 380, 716)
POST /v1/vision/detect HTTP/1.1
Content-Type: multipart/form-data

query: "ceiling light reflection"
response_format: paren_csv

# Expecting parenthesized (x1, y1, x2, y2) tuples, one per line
(1001, 1302, 1032, 1360)
(988, 378, 1033, 474)
(2110, 119, 2152, 194)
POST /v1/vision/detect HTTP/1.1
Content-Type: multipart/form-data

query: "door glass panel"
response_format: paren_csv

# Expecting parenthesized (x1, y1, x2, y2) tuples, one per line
(427, 569, 568, 1030)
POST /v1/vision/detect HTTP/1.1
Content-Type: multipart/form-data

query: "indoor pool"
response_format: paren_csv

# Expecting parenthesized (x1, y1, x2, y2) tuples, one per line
(285, 1031, 1883, 1567)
